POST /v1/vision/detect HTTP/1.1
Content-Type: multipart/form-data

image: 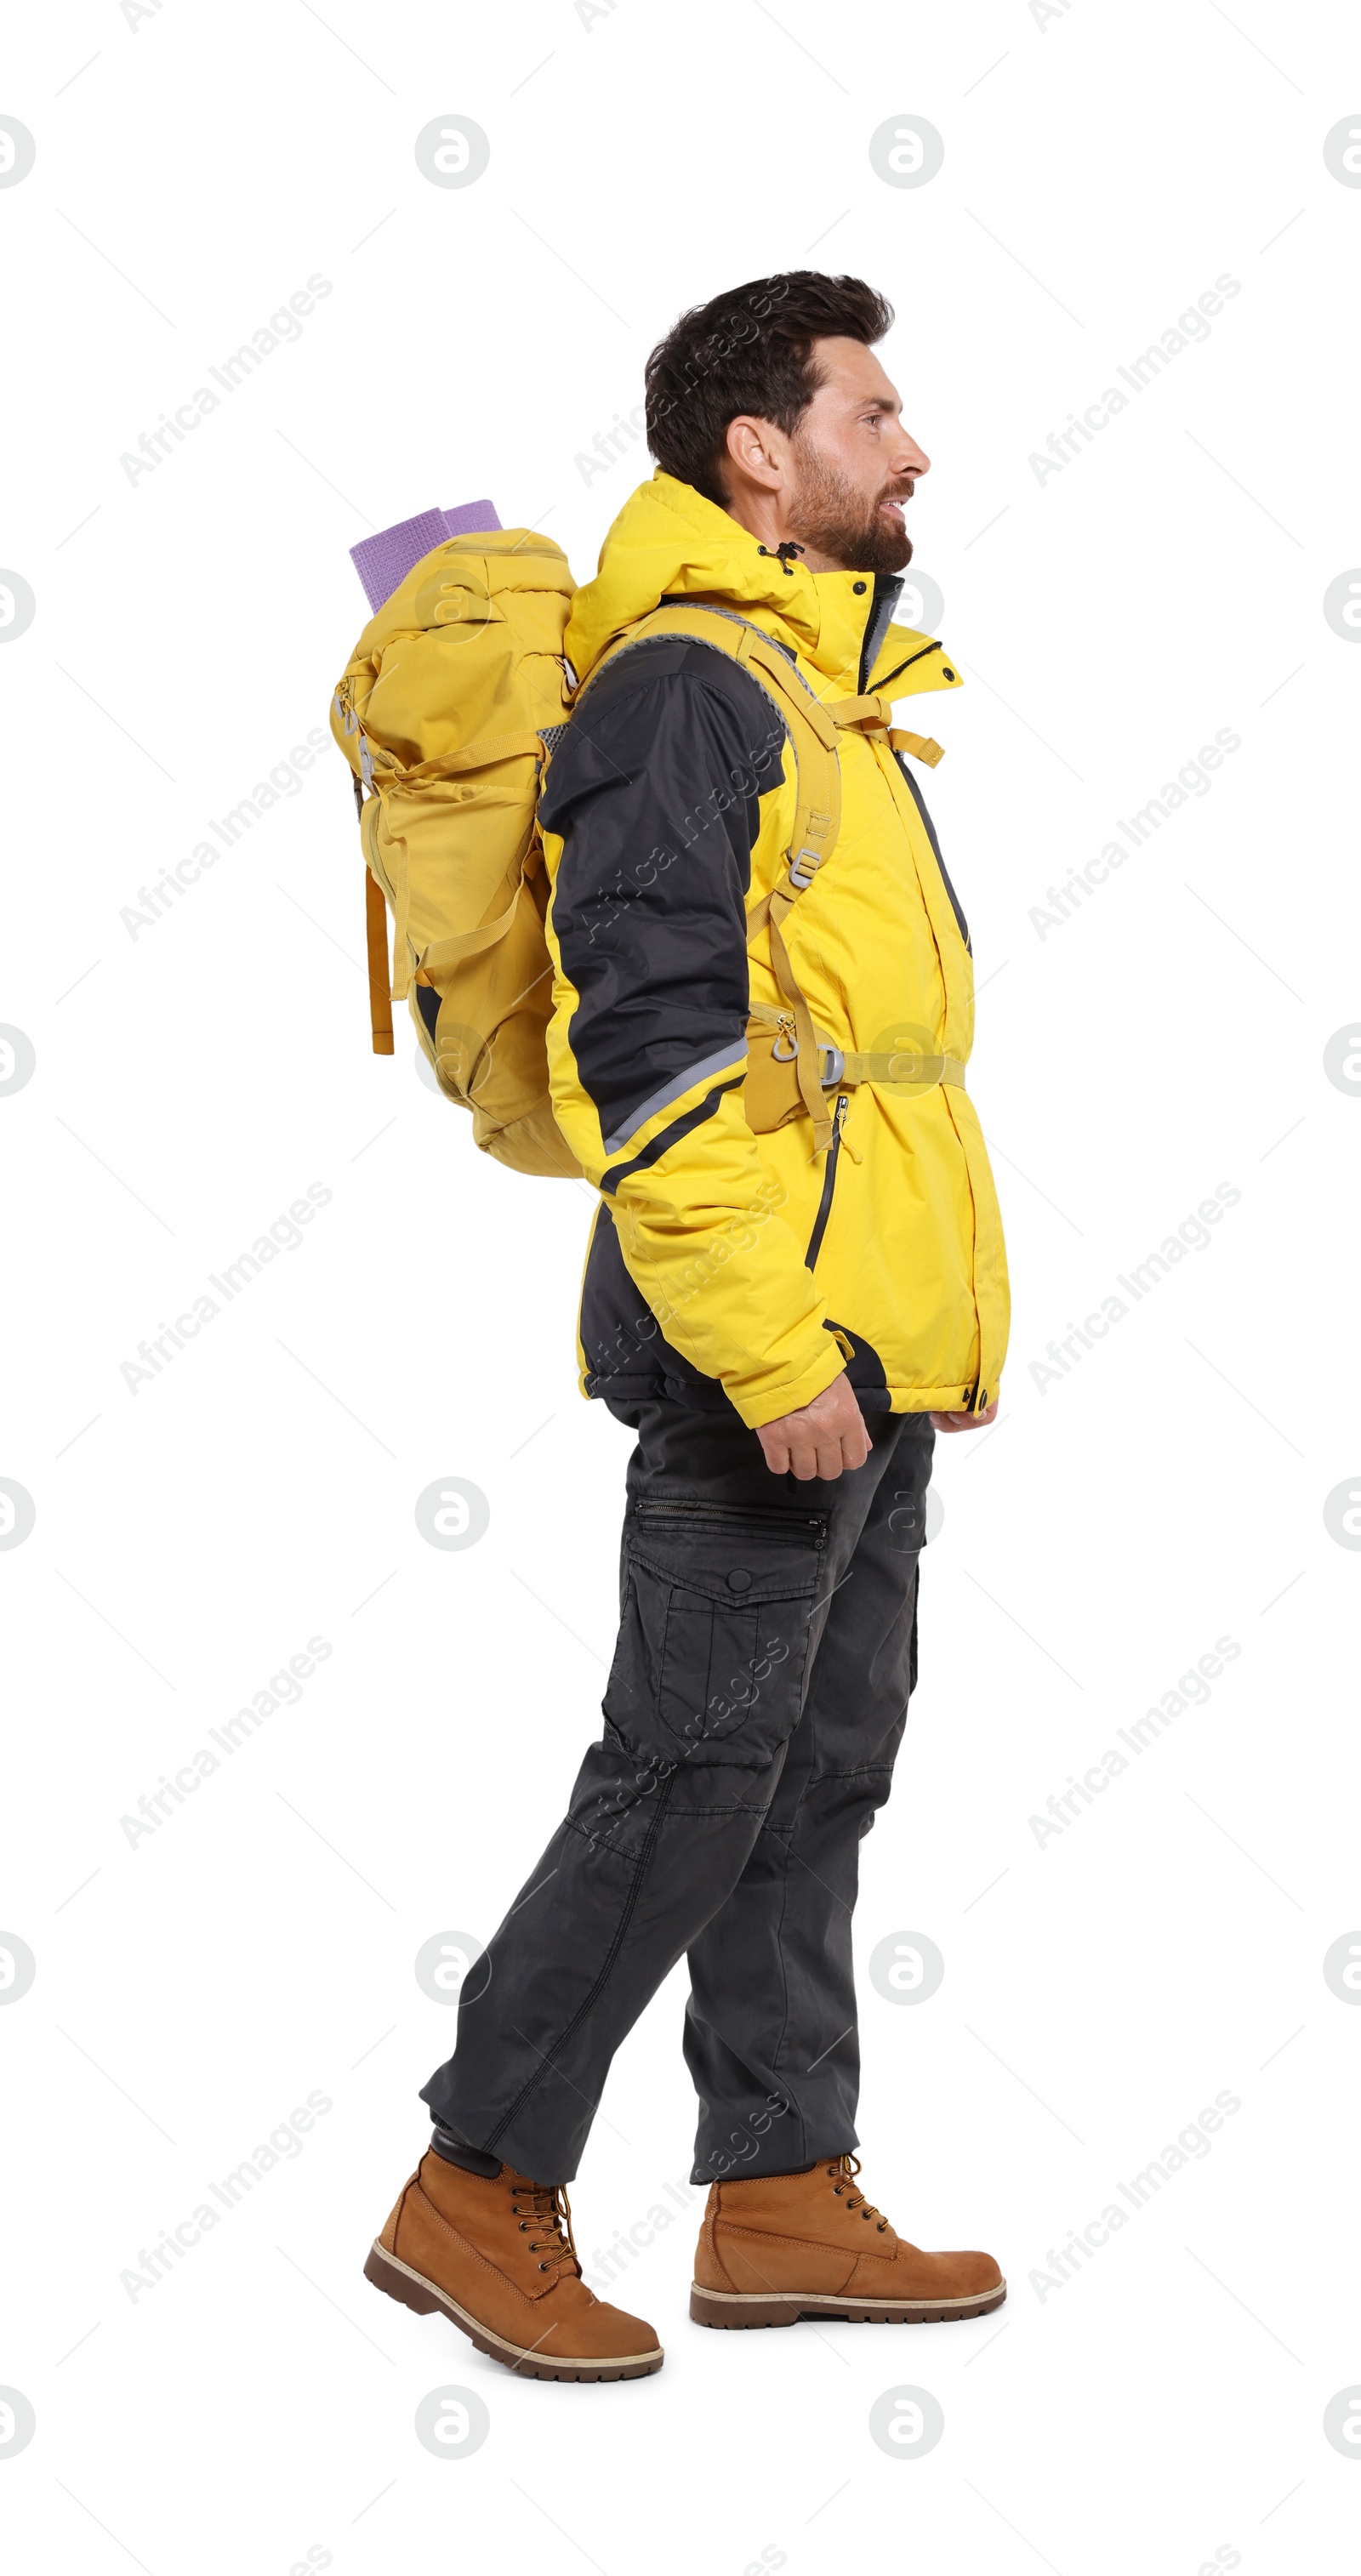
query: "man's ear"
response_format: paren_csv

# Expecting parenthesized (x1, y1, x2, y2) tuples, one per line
(724, 412, 783, 496)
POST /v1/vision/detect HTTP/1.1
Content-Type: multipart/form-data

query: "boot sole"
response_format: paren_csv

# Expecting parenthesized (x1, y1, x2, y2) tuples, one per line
(364, 2239, 664, 2382)
(689, 2277, 1006, 2329)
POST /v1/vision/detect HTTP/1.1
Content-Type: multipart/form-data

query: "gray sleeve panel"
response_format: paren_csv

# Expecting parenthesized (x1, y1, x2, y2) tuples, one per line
(601, 1038, 750, 1158)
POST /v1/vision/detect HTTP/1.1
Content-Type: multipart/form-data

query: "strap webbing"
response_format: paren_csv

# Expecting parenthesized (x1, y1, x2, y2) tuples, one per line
(359, 728, 545, 787)
(839, 1050, 967, 1089)
(825, 691, 892, 732)
(825, 693, 945, 770)
(755, 891, 833, 1152)
(365, 867, 394, 1055)
(419, 873, 523, 976)
(888, 729, 944, 767)
(422, 729, 544, 777)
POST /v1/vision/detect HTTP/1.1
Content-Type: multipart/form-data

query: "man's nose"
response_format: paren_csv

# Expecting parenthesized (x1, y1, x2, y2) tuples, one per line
(897, 437, 931, 480)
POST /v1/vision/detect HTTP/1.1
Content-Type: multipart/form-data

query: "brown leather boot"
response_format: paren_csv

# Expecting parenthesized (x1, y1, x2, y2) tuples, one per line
(690, 2152, 1005, 2328)
(366, 2152, 663, 2381)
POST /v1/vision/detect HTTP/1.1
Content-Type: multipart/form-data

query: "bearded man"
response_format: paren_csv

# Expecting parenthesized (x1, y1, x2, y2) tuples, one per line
(366, 272, 1011, 2381)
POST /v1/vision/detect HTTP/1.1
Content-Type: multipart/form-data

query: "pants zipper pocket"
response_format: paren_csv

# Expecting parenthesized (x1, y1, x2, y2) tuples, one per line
(632, 1500, 826, 1541)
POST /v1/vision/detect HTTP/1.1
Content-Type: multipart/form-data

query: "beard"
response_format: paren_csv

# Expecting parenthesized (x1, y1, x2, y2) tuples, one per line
(785, 435, 915, 576)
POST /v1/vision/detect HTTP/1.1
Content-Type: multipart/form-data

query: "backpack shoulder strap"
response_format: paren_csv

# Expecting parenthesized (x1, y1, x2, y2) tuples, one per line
(588, 603, 845, 1147)
(592, 600, 843, 889)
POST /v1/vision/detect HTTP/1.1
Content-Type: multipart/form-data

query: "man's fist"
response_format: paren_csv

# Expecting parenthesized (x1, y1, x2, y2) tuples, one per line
(756, 1373, 872, 1480)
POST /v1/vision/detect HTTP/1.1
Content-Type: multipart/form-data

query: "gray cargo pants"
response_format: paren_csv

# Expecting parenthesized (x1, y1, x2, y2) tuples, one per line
(421, 1396, 934, 2185)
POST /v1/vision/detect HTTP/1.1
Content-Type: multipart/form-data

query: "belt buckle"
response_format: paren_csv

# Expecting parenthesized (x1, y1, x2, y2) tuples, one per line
(819, 1044, 846, 1089)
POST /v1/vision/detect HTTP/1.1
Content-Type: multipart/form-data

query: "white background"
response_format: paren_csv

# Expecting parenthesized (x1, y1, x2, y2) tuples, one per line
(2, 2, 1358, 2569)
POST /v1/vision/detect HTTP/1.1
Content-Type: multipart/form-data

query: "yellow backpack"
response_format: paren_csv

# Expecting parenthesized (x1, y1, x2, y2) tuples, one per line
(330, 527, 942, 1174)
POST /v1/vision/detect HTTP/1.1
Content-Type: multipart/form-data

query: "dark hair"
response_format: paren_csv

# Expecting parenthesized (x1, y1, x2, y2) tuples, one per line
(644, 271, 894, 507)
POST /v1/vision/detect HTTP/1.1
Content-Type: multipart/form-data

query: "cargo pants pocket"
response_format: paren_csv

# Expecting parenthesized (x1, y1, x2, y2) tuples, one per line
(602, 1499, 828, 1771)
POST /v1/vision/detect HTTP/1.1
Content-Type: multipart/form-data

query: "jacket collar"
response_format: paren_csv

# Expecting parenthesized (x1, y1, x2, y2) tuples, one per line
(567, 473, 957, 702)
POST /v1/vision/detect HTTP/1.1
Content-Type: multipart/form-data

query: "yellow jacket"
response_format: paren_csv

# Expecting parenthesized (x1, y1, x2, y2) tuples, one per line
(538, 472, 1009, 1430)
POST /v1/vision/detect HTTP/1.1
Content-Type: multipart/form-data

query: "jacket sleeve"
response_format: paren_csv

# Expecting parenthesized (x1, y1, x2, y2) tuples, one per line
(539, 645, 846, 1430)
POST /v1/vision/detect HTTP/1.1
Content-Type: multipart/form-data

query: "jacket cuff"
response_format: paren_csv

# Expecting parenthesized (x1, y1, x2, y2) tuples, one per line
(729, 1339, 848, 1433)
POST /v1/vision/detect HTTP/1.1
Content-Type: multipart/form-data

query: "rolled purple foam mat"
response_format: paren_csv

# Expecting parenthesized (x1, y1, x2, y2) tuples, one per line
(441, 498, 501, 540)
(350, 499, 504, 613)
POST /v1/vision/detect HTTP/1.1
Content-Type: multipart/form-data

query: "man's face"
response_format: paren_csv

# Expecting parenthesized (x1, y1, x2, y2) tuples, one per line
(784, 336, 931, 576)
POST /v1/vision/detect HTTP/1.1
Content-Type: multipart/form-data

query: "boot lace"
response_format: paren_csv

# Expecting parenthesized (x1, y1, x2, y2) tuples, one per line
(826, 2151, 890, 2233)
(509, 2180, 580, 2274)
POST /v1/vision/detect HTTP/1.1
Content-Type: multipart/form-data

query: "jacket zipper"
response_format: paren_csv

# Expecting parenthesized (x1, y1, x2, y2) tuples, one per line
(805, 1095, 849, 1269)
(856, 571, 903, 694)
(893, 758, 971, 952)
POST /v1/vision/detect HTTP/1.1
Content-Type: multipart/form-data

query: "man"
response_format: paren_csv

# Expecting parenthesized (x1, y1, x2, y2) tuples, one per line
(366, 272, 1010, 2380)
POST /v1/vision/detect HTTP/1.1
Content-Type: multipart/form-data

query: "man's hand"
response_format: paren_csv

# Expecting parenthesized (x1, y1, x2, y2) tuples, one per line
(930, 1400, 999, 1433)
(756, 1373, 872, 1480)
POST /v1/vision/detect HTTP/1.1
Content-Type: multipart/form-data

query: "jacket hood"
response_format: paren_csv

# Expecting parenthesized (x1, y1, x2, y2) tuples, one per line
(566, 471, 958, 701)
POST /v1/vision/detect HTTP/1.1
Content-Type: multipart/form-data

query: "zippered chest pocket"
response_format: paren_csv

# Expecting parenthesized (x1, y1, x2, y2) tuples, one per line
(603, 1500, 828, 1770)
